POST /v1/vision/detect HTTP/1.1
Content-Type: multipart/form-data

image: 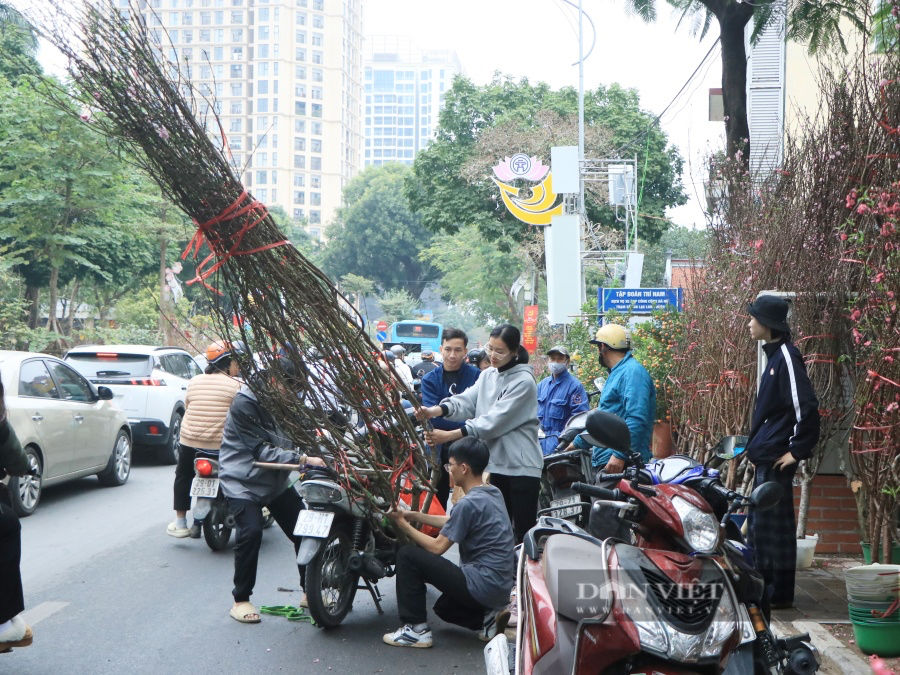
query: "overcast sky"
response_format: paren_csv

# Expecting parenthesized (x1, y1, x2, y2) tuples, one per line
(17, 0, 724, 229)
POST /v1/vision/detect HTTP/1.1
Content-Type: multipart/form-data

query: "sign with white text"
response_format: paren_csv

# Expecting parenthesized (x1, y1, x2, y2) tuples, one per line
(599, 288, 683, 314)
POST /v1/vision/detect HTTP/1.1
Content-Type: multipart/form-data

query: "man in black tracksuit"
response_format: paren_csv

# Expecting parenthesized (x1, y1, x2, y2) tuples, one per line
(745, 295, 820, 611)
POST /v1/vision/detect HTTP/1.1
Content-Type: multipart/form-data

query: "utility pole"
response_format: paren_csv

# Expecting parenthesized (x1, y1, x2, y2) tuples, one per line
(578, 0, 585, 216)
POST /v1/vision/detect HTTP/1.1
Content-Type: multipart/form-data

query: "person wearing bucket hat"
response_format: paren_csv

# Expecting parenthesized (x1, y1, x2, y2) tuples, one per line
(537, 345, 589, 456)
(745, 294, 820, 612)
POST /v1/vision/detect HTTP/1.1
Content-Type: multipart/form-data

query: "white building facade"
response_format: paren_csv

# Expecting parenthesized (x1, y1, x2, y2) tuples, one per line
(135, 0, 363, 239)
(363, 36, 461, 166)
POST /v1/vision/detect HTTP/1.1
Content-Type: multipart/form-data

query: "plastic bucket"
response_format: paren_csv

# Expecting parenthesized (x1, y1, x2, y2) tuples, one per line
(850, 619, 900, 656)
(796, 535, 818, 569)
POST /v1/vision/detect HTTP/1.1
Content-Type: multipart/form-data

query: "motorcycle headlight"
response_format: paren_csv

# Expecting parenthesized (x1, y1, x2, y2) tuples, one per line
(633, 615, 669, 655)
(701, 590, 738, 658)
(298, 481, 343, 503)
(671, 496, 720, 554)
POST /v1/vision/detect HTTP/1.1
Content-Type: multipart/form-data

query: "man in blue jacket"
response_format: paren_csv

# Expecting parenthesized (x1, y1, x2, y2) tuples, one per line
(745, 294, 820, 610)
(537, 345, 589, 455)
(420, 328, 480, 509)
(572, 324, 655, 540)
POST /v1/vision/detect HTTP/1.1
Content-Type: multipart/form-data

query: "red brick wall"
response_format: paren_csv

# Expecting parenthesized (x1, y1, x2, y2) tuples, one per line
(798, 474, 860, 555)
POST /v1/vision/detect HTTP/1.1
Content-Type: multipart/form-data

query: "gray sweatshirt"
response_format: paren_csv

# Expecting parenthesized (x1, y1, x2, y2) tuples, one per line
(219, 385, 299, 504)
(442, 363, 542, 478)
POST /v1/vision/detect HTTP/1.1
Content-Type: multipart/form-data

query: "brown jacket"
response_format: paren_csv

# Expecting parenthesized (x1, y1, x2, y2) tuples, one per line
(180, 373, 242, 450)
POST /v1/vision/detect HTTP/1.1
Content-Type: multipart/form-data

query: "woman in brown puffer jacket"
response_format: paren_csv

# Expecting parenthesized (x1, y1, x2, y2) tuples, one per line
(167, 341, 243, 539)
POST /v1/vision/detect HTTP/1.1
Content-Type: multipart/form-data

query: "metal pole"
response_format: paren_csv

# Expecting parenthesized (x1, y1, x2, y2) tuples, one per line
(578, 0, 585, 216)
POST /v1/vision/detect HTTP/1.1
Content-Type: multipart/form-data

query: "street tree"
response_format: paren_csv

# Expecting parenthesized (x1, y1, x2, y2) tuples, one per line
(630, 0, 866, 162)
(408, 76, 686, 246)
(321, 164, 436, 299)
(0, 78, 152, 334)
(378, 289, 420, 324)
(420, 224, 529, 327)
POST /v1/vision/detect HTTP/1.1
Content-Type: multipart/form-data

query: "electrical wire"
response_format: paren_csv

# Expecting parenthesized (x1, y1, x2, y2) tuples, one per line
(612, 38, 720, 157)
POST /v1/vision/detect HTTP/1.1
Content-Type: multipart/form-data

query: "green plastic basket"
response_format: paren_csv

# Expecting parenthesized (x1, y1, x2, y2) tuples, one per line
(851, 618, 900, 656)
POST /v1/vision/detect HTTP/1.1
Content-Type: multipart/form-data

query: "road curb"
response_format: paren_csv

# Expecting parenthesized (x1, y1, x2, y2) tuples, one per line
(792, 621, 870, 675)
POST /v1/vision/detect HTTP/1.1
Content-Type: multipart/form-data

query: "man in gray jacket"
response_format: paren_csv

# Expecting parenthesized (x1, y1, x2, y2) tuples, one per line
(220, 359, 325, 624)
(418, 324, 541, 543)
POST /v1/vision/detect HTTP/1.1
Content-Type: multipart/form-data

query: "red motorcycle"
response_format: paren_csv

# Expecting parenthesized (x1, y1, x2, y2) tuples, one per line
(485, 410, 782, 675)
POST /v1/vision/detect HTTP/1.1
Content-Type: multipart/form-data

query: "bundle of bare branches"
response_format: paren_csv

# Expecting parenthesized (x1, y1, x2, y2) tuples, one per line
(30, 1, 436, 531)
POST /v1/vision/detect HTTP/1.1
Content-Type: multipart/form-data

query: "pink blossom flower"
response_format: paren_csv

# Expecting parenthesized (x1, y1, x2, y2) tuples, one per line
(840, 233, 848, 241)
(155, 125, 170, 140)
(857, 203, 871, 215)
(851, 309, 861, 321)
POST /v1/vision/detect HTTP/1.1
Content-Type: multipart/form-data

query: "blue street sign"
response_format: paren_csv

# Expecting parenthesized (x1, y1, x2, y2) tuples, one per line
(376, 331, 387, 342)
(599, 287, 683, 314)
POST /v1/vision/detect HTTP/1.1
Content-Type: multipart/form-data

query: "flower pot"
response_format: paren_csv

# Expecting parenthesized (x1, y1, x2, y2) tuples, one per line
(796, 535, 819, 569)
(652, 421, 674, 459)
(861, 542, 900, 564)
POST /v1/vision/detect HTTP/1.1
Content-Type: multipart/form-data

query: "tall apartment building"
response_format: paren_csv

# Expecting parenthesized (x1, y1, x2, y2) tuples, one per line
(363, 36, 462, 166)
(132, 0, 363, 239)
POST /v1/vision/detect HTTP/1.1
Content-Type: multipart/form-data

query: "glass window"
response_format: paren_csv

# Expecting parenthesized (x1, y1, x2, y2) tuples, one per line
(311, 87, 322, 100)
(293, 174, 305, 186)
(294, 155, 306, 168)
(230, 100, 243, 114)
(311, 103, 322, 118)
(295, 84, 306, 97)
(311, 175, 320, 188)
(200, 11, 211, 24)
(296, 65, 306, 79)
(18, 360, 60, 399)
(199, 28, 210, 40)
(182, 12, 193, 24)
(258, 7, 269, 21)
(294, 191, 305, 204)
(310, 156, 321, 170)
(47, 361, 95, 402)
(258, 62, 269, 76)
(311, 33, 322, 47)
(294, 137, 306, 151)
(312, 68, 323, 82)
(295, 119, 306, 132)
(256, 134, 268, 149)
(231, 10, 242, 22)
(313, 0, 323, 9)
(258, 44, 269, 58)
(257, 98, 268, 112)
(231, 28, 243, 41)
(312, 51, 322, 65)
(230, 64, 242, 78)
(311, 139, 321, 152)
(214, 10, 223, 23)
(312, 14, 323, 28)
(311, 121, 321, 135)
(296, 48, 306, 61)
(310, 210, 321, 224)
(296, 30, 306, 44)
(231, 46, 242, 60)
(256, 171, 268, 184)
(310, 192, 321, 206)
(258, 26, 269, 40)
(295, 101, 306, 115)
(230, 82, 243, 96)
(257, 80, 269, 94)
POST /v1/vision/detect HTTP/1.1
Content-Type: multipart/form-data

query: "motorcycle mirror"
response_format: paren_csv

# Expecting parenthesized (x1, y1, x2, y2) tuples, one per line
(749, 481, 784, 511)
(584, 410, 631, 455)
(715, 435, 749, 460)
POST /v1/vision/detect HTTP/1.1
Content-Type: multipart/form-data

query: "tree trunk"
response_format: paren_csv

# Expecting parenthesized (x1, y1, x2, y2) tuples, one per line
(715, 5, 754, 166)
(67, 276, 80, 336)
(796, 475, 811, 538)
(46, 266, 60, 333)
(25, 284, 40, 329)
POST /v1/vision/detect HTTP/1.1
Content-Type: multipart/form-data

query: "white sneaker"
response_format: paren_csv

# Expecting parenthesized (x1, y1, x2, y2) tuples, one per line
(480, 608, 511, 642)
(382, 624, 433, 648)
(167, 522, 190, 538)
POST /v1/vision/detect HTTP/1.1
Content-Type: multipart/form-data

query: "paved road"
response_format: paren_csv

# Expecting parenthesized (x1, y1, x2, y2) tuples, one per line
(10, 452, 487, 675)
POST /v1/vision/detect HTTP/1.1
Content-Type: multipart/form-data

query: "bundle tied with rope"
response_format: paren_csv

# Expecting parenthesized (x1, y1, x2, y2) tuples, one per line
(30, 0, 439, 536)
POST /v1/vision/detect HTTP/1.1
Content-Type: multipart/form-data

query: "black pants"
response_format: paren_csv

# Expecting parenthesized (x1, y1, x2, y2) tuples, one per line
(229, 487, 305, 603)
(588, 471, 632, 542)
(173, 444, 210, 513)
(489, 473, 541, 544)
(749, 463, 798, 607)
(0, 487, 23, 623)
(434, 444, 450, 511)
(395, 545, 487, 629)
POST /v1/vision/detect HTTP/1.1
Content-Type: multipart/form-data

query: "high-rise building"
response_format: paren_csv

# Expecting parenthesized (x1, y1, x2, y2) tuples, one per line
(363, 36, 462, 166)
(134, 0, 363, 239)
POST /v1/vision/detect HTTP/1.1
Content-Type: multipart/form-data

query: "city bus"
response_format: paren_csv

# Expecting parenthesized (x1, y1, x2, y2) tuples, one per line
(387, 320, 443, 363)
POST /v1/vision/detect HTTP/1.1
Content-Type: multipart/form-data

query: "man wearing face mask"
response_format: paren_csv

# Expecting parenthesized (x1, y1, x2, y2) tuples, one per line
(537, 345, 589, 456)
(570, 324, 655, 541)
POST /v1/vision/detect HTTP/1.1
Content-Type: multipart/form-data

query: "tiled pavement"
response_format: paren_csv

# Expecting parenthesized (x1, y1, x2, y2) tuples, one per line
(773, 556, 862, 624)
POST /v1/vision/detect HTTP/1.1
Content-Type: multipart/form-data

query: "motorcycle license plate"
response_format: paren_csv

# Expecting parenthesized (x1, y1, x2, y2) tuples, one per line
(190, 477, 219, 498)
(293, 510, 335, 538)
(549, 494, 582, 519)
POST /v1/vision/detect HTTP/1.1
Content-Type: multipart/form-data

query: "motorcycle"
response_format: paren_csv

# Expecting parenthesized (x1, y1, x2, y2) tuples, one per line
(255, 408, 432, 628)
(485, 410, 815, 675)
(191, 450, 274, 552)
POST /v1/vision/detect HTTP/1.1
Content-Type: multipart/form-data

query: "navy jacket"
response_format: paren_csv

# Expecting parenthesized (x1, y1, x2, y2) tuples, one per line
(421, 363, 480, 456)
(746, 339, 820, 465)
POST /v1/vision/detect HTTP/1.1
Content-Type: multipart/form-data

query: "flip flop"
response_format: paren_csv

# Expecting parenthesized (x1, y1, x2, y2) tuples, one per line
(0, 621, 32, 650)
(229, 602, 261, 624)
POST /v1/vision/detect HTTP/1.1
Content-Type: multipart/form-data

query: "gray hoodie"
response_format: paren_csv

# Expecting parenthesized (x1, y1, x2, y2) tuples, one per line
(441, 363, 542, 478)
(219, 385, 299, 504)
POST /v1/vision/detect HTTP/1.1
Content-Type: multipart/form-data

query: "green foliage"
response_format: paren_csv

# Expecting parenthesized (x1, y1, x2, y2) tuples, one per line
(873, 1, 900, 53)
(268, 204, 316, 258)
(378, 289, 420, 324)
(631, 309, 684, 420)
(420, 224, 528, 327)
(640, 225, 709, 287)
(112, 282, 160, 331)
(408, 76, 686, 245)
(322, 164, 436, 299)
(0, 6, 39, 83)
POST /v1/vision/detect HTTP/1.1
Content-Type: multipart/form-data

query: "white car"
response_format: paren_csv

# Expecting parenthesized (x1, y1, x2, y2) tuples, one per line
(64, 345, 203, 464)
(0, 350, 132, 516)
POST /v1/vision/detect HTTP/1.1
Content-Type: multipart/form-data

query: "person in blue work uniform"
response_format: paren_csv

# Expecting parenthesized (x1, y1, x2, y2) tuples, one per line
(537, 345, 589, 455)
(420, 328, 480, 509)
(571, 324, 655, 541)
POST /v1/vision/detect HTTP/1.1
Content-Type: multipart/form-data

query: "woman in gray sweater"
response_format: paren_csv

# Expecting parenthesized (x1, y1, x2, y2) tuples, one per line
(417, 324, 541, 543)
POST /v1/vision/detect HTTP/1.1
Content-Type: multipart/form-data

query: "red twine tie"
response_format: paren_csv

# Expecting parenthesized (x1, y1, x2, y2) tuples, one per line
(182, 190, 290, 294)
